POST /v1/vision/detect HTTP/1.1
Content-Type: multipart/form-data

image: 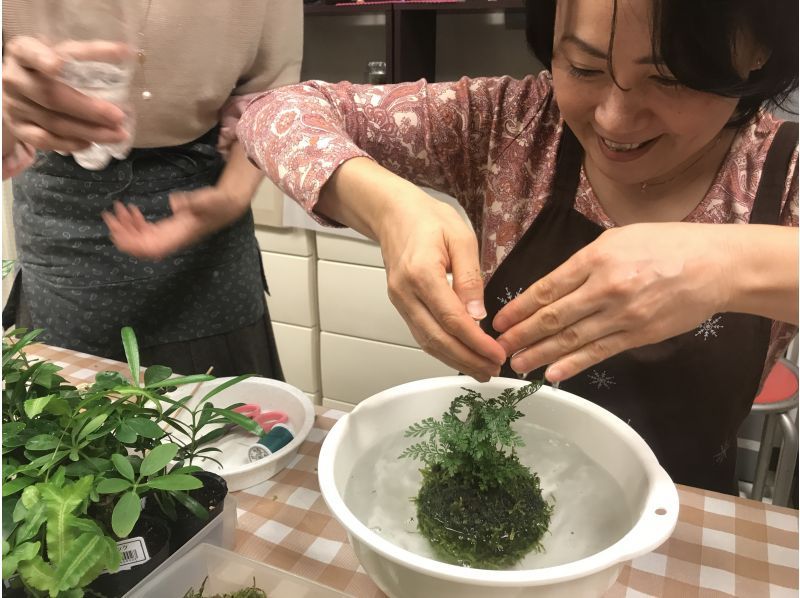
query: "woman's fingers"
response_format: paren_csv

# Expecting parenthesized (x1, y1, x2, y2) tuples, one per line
(3, 36, 127, 138)
(4, 36, 62, 77)
(5, 92, 127, 146)
(493, 247, 591, 334)
(507, 309, 617, 375)
(392, 288, 502, 381)
(447, 227, 487, 321)
(9, 120, 89, 153)
(543, 331, 634, 383)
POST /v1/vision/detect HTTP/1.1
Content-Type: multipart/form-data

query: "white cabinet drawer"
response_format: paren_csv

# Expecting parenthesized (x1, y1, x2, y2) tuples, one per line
(320, 332, 456, 405)
(262, 252, 318, 327)
(254, 226, 315, 257)
(316, 232, 384, 267)
(318, 260, 416, 348)
(272, 322, 320, 395)
(251, 180, 284, 227)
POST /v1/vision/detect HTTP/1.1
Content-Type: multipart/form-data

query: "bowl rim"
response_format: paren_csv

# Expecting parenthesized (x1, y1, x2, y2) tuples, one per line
(169, 376, 316, 477)
(318, 376, 680, 586)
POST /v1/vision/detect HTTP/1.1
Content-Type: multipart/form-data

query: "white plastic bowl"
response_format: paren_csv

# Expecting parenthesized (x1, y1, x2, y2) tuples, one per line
(318, 377, 679, 598)
(167, 376, 315, 491)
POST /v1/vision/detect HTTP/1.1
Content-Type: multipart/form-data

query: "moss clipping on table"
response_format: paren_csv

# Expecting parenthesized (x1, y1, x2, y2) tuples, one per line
(183, 577, 268, 597)
(399, 382, 553, 569)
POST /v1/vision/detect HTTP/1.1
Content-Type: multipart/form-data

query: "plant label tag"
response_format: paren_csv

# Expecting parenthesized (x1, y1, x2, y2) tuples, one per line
(116, 536, 150, 571)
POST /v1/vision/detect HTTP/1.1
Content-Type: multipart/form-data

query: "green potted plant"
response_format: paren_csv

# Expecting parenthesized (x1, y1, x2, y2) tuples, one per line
(399, 382, 553, 569)
(2, 327, 262, 597)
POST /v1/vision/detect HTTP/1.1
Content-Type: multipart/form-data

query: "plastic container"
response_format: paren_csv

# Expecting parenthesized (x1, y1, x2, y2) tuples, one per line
(122, 495, 237, 597)
(165, 377, 316, 491)
(126, 543, 349, 598)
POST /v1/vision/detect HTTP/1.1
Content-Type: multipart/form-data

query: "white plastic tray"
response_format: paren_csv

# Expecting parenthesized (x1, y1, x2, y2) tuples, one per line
(127, 543, 349, 597)
(122, 495, 237, 597)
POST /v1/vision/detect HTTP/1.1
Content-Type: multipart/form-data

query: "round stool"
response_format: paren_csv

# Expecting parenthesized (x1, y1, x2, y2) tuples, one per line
(750, 358, 799, 506)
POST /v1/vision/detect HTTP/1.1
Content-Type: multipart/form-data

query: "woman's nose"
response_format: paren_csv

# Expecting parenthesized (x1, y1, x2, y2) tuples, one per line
(594, 84, 650, 136)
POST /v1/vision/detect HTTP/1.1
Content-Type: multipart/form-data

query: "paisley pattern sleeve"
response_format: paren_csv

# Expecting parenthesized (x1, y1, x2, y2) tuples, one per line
(236, 75, 552, 226)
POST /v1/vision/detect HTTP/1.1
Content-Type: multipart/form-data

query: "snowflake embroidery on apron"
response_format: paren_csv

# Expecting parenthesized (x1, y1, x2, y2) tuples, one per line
(713, 439, 730, 464)
(497, 286, 523, 306)
(588, 369, 616, 390)
(695, 315, 723, 340)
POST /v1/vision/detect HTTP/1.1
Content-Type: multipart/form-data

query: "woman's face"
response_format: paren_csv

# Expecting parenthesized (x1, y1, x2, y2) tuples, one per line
(550, 0, 744, 187)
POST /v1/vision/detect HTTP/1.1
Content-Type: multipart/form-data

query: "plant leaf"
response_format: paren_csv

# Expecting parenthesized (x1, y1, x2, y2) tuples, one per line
(196, 374, 253, 406)
(24, 434, 61, 452)
(173, 491, 209, 520)
(146, 374, 214, 389)
(14, 502, 46, 544)
(39, 477, 94, 564)
(144, 365, 172, 386)
(2, 475, 35, 497)
(125, 417, 166, 439)
(1, 540, 40, 579)
(111, 454, 135, 482)
(115, 422, 138, 444)
(211, 407, 262, 435)
(18, 554, 59, 594)
(54, 531, 112, 591)
(77, 414, 108, 442)
(121, 326, 141, 386)
(143, 474, 203, 491)
(111, 491, 141, 538)
(23, 395, 54, 419)
(96, 478, 132, 494)
(140, 443, 179, 477)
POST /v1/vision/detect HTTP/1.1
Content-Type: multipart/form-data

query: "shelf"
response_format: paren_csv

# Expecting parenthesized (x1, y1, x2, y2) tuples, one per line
(304, 0, 523, 15)
(304, 3, 392, 16)
(394, 0, 524, 12)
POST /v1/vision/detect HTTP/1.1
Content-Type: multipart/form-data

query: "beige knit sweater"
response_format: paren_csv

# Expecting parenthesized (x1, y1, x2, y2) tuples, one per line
(3, 0, 303, 148)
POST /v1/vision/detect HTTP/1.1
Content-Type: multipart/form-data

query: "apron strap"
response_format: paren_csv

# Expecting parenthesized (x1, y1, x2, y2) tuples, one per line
(750, 121, 798, 225)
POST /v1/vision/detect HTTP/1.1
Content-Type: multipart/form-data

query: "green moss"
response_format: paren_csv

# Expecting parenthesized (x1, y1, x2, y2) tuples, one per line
(182, 577, 267, 598)
(400, 383, 553, 569)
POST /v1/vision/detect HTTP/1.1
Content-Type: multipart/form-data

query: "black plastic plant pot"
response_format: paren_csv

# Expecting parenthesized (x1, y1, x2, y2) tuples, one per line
(87, 515, 171, 598)
(168, 471, 228, 552)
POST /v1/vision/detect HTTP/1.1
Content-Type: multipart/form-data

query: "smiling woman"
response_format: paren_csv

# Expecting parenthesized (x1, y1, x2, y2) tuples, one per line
(231, 0, 799, 495)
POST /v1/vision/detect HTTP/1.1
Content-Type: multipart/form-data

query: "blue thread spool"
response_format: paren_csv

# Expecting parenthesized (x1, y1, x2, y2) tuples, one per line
(248, 423, 294, 462)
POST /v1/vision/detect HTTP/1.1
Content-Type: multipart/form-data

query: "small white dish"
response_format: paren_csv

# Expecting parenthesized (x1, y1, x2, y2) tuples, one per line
(166, 377, 315, 491)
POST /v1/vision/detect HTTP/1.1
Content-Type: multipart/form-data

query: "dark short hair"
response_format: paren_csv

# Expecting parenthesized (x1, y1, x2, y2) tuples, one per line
(526, 0, 799, 127)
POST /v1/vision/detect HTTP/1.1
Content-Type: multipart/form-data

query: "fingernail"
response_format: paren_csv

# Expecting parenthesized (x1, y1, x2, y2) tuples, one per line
(545, 365, 562, 382)
(466, 300, 486, 320)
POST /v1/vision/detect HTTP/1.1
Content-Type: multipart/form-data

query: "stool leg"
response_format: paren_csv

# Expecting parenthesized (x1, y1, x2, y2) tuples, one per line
(752, 415, 778, 501)
(772, 413, 798, 507)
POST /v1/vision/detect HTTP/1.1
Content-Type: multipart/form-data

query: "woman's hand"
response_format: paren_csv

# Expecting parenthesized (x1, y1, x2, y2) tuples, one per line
(493, 223, 737, 382)
(2, 36, 128, 152)
(380, 194, 507, 381)
(315, 158, 506, 382)
(102, 186, 252, 261)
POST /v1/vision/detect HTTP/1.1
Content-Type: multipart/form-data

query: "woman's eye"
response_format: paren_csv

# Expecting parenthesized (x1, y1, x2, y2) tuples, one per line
(651, 75, 682, 89)
(568, 65, 602, 79)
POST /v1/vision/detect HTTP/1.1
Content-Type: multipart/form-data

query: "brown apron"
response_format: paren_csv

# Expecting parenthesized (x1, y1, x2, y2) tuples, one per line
(480, 122, 798, 495)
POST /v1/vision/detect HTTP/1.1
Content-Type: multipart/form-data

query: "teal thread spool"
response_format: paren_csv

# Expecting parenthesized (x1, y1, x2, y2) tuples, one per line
(248, 423, 294, 462)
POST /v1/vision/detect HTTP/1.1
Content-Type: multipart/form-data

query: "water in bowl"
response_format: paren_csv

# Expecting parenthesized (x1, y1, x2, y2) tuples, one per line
(344, 419, 636, 569)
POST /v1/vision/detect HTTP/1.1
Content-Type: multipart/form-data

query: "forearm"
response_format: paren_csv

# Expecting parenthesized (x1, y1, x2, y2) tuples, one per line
(216, 141, 264, 212)
(317, 157, 427, 241)
(725, 224, 798, 324)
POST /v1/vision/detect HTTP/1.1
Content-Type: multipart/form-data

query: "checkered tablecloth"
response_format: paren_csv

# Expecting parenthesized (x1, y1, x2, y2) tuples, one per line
(23, 344, 800, 597)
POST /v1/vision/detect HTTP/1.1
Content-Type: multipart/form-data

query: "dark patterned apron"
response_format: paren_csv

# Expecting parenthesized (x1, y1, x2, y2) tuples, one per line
(480, 122, 798, 494)
(4, 127, 284, 379)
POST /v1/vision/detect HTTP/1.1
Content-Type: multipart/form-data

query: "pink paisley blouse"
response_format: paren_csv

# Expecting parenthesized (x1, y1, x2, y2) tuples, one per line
(237, 71, 798, 381)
